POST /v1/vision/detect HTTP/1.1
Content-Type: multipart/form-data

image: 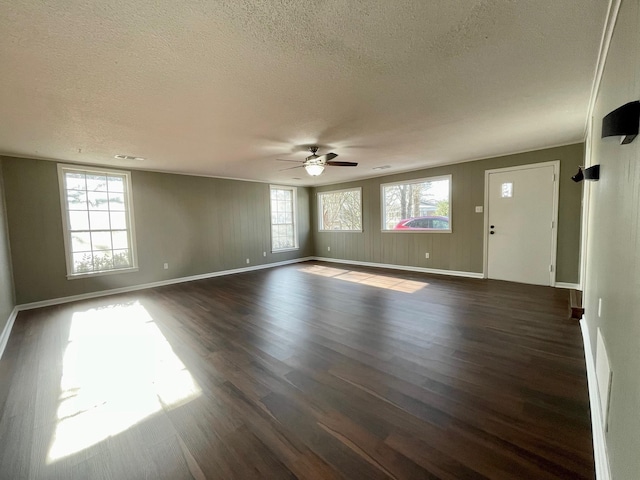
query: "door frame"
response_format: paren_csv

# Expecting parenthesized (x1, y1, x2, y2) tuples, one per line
(482, 160, 560, 286)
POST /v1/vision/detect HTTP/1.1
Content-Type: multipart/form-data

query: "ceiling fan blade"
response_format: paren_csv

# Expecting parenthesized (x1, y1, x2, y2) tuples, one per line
(317, 152, 338, 162)
(279, 164, 304, 171)
(276, 158, 302, 163)
(326, 161, 358, 167)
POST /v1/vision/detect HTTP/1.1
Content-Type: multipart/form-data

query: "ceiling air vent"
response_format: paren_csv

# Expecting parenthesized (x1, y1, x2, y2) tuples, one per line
(114, 154, 145, 161)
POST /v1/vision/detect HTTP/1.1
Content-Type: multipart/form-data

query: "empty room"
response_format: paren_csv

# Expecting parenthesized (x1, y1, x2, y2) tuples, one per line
(0, 1, 638, 479)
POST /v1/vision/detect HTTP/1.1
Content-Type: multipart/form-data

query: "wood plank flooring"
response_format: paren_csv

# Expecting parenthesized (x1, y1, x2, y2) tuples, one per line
(0, 261, 594, 479)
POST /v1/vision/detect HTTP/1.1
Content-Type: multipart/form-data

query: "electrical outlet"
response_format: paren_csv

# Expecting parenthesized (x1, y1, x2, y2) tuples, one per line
(425, 252, 430, 259)
(163, 263, 168, 270)
(328, 246, 331, 252)
(263, 251, 266, 257)
(246, 258, 250, 264)
(598, 298, 602, 317)
(475, 206, 483, 213)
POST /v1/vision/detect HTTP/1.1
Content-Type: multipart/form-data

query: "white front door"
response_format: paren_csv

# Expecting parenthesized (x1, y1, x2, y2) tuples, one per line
(486, 163, 558, 286)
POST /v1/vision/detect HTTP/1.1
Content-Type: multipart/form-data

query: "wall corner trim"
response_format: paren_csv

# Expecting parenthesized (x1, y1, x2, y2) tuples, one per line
(585, 0, 623, 128)
(0, 306, 19, 360)
(580, 318, 612, 480)
(312, 257, 484, 279)
(15, 257, 315, 312)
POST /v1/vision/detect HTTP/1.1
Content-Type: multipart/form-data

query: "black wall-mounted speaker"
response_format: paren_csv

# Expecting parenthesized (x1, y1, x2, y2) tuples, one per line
(584, 165, 600, 181)
(571, 165, 600, 182)
(571, 168, 584, 183)
(602, 101, 640, 144)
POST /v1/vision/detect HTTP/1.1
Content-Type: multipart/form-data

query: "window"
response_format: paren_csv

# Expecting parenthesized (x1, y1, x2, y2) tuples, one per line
(318, 188, 362, 231)
(501, 182, 513, 198)
(58, 165, 138, 277)
(381, 175, 451, 232)
(270, 185, 298, 251)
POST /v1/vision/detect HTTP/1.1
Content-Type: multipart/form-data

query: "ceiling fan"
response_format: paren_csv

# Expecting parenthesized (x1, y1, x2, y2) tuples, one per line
(278, 147, 358, 176)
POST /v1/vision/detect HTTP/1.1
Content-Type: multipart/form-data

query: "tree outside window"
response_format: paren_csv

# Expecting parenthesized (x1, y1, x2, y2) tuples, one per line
(318, 188, 362, 231)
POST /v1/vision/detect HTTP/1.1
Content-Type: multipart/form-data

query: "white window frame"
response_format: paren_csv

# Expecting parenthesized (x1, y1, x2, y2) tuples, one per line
(381, 174, 452, 233)
(57, 164, 139, 279)
(317, 187, 363, 232)
(269, 185, 299, 252)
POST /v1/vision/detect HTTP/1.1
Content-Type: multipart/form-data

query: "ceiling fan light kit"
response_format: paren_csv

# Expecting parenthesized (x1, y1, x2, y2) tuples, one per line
(276, 146, 358, 177)
(304, 163, 325, 176)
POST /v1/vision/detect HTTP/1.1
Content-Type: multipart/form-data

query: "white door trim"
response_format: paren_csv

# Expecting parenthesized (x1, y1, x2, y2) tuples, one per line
(483, 160, 560, 286)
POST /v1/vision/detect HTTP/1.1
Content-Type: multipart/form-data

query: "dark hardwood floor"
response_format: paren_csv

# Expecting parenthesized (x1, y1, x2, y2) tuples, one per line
(0, 261, 594, 479)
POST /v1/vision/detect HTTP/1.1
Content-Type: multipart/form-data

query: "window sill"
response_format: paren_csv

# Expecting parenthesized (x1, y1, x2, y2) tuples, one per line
(318, 229, 363, 233)
(381, 230, 452, 234)
(67, 267, 139, 280)
(271, 248, 299, 254)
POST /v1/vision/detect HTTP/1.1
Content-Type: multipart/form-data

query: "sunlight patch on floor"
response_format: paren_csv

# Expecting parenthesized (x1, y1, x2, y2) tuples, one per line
(299, 265, 427, 293)
(47, 301, 201, 463)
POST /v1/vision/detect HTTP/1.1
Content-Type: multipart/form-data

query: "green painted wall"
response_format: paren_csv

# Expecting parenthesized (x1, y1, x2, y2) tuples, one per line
(313, 143, 584, 283)
(0, 159, 16, 335)
(584, 0, 640, 477)
(1, 157, 313, 304)
(1, 143, 584, 305)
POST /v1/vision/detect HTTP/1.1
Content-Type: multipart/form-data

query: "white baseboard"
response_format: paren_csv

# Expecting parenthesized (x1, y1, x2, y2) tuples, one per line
(0, 306, 18, 360)
(312, 256, 484, 279)
(19, 255, 478, 313)
(17, 257, 314, 311)
(580, 318, 611, 480)
(555, 282, 581, 289)
(13, 255, 580, 314)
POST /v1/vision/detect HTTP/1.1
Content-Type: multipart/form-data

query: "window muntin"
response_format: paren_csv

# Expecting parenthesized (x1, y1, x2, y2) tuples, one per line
(270, 186, 298, 251)
(58, 165, 137, 277)
(318, 188, 362, 232)
(381, 175, 451, 232)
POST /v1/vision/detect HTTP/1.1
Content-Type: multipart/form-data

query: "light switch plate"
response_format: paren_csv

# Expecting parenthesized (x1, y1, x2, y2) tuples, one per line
(475, 206, 483, 213)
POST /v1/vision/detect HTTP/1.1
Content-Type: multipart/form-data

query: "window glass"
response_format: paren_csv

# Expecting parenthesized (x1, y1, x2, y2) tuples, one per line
(270, 186, 298, 251)
(59, 165, 137, 276)
(381, 176, 451, 231)
(318, 188, 362, 231)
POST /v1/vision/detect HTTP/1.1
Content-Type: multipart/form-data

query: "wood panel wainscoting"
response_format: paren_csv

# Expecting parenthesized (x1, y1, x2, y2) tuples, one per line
(0, 261, 594, 479)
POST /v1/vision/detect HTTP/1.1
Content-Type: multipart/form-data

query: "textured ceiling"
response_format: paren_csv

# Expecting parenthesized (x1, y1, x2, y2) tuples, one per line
(0, 0, 608, 186)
